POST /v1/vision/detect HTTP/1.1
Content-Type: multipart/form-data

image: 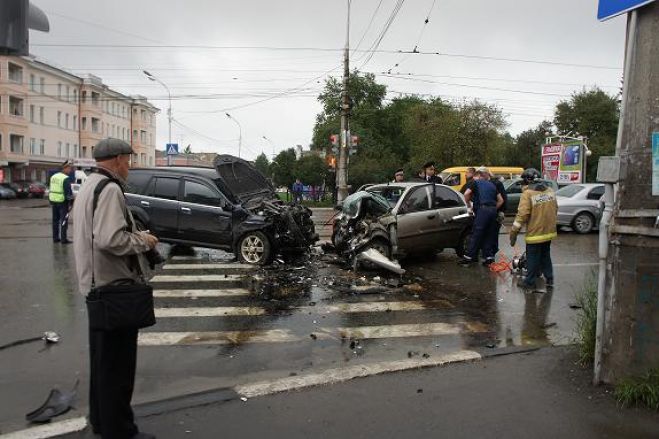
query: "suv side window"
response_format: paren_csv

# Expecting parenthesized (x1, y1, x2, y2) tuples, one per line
(125, 172, 151, 194)
(184, 180, 222, 207)
(433, 186, 463, 208)
(507, 181, 522, 194)
(148, 177, 180, 201)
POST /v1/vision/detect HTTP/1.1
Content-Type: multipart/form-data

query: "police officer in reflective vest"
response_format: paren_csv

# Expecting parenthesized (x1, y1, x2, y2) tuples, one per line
(509, 168, 558, 290)
(460, 168, 504, 266)
(49, 160, 74, 243)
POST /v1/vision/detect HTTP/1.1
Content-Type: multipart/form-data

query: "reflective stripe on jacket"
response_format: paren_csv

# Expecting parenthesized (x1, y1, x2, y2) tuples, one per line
(512, 184, 558, 244)
(49, 172, 68, 203)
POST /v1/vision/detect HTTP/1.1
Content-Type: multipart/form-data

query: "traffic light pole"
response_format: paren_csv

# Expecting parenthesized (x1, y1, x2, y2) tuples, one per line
(336, 0, 350, 204)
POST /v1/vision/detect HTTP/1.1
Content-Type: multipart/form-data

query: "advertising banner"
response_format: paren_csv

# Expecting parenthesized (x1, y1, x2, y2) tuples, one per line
(542, 140, 584, 184)
(653, 132, 659, 196)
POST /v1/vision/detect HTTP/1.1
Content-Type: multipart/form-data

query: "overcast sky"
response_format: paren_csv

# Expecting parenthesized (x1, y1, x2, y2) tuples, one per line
(29, 0, 627, 161)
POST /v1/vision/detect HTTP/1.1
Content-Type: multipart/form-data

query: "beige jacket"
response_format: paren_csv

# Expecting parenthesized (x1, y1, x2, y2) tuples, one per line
(512, 183, 558, 244)
(72, 170, 151, 295)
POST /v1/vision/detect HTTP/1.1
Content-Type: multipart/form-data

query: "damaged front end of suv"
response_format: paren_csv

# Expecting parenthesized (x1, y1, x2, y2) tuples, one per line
(214, 155, 318, 264)
(332, 191, 404, 274)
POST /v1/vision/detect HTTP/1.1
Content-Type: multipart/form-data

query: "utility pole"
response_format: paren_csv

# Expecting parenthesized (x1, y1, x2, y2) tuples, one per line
(596, 2, 659, 384)
(336, 0, 351, 203)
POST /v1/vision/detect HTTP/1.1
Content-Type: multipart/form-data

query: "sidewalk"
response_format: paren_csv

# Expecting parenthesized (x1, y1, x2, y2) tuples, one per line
(61, 347, 658, 439)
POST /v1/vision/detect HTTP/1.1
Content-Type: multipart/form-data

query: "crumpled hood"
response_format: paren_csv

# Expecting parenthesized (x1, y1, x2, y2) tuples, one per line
(213, 154, 275, 203)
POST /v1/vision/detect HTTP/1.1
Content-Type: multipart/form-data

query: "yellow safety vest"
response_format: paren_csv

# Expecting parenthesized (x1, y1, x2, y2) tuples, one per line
(49, 172, 68, 203)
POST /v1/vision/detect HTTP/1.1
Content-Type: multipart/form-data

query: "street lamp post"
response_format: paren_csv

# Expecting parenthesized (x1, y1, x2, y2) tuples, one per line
(225, 113, 242, 158)
(143, 70, 172, 166)
(262, 135, 275, 160)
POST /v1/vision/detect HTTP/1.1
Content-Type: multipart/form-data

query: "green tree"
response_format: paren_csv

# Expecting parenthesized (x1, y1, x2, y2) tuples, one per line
(254, 152, 271, 178)
(183, 144, 192, 154)
(507, 120, 554, 169)
(296, 155, 328, 186)
(271, 148, 297, 188)
(554, 88, 619, 179)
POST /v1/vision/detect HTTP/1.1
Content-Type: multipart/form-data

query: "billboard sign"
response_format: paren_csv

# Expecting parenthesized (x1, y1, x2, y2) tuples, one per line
(541, 140, 585, 184)
(598, 0, 655, 21)
(652, 132, 659, 196)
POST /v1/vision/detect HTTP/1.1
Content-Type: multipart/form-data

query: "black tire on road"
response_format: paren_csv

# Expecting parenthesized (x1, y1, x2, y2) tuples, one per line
(238, 231, 272, 265)
(572, 212, 595, 234)
(455, 231, 472, 258)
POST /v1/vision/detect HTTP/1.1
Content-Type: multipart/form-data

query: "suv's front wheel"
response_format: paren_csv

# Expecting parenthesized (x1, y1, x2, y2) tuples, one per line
(237, 231, 272, 265)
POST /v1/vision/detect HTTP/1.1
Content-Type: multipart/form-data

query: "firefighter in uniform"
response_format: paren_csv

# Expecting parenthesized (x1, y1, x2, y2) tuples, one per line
(49, 160, 74, 244)
(509, 168, 558, 290)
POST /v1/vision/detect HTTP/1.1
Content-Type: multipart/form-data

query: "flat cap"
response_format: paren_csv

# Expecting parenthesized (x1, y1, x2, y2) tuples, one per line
(476, 166, 491, 175)
(93, 138, 133, 160)
(423, 161, 436, 169)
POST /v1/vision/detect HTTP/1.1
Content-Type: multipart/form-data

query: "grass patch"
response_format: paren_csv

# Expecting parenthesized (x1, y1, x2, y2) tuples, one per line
(573, 279, 598, 365)
(615, 369, 659, 410)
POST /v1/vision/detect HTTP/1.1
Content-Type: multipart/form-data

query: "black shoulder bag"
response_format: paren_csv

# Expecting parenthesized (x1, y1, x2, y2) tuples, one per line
(85, 177, 156, 331)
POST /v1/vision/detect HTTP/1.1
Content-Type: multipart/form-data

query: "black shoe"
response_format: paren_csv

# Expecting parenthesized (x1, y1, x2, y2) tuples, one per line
(458, 257, 475, 266)
(546, 278, 554, 288)
(132, 433, 156, 439)
(53, 239, 60, 243)
(61, 240, 73, 244)
(482, 258, 495, 267)
(517, 279, 535, 291)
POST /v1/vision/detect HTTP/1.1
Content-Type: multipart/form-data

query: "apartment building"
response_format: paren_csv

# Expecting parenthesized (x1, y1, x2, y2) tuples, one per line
(0, 56, 159, 183)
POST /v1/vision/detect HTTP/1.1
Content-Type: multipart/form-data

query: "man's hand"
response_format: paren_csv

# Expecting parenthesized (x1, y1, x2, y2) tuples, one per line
(497, 211, 505, 224)
(139, 232, 159, 249)
(509, 230, 518, 247)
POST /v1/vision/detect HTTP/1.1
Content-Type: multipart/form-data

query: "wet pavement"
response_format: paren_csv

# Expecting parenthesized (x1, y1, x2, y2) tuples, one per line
(0, 201, 598, 434)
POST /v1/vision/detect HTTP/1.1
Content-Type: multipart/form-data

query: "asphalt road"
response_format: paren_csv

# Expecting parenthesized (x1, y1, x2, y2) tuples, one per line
(0, 200, 600, 435)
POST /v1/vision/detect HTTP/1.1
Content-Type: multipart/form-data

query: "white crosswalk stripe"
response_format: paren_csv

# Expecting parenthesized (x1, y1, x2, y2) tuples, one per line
(153, 288, 250, 298)
(151, 274, 243, 283)
(162, 263, 254, 270)
(155, 306, 266, 317)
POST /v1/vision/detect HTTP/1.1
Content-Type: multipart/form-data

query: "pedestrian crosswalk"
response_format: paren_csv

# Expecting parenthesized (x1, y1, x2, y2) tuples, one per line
(141, 258, 487, 351)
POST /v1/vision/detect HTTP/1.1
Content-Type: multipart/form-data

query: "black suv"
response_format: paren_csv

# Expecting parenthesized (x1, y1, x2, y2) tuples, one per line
(125, 155, 317, 264)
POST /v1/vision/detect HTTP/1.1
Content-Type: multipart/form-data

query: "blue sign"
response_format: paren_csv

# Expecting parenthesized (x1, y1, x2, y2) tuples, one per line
(598, 0, 655, 21)
(652, 132, 659, 196)
(166, 143, 179, 155)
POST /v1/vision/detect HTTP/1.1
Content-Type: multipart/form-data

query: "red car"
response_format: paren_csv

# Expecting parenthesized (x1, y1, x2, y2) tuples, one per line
(15, 181, 47, 198)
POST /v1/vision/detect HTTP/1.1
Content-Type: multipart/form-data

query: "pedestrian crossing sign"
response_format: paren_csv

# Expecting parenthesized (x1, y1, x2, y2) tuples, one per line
(166, 143, 179, 155)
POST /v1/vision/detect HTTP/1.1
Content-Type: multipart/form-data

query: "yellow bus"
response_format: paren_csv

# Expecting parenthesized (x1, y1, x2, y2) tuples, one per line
(439, 166, 524, 190)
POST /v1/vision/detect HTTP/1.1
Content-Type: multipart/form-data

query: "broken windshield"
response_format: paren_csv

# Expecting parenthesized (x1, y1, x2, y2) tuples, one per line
(341, 191, 391, 219)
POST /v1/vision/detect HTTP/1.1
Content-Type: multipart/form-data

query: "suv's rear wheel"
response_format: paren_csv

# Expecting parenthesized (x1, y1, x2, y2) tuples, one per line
(238, 231, 272, 265)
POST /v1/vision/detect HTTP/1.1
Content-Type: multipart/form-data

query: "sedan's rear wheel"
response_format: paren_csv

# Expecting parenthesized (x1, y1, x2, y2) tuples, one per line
(238, 231, 272, 265)
(572, 212, 595, 234)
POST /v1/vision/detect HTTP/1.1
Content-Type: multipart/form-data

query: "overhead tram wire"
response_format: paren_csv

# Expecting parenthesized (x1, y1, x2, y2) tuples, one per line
(356, 0, 407, 69)
(172, 118, 259, 157)
(386, 0, 438, 73)
(352, 0, 385, 54)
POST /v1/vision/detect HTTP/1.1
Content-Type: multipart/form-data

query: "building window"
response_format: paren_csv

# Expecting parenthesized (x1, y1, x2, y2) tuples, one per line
(10, 135, 24, 154)
(30, 138, 36, 155)
(8, 63, 23, 83)
(140, 130, 147, 144)
(58, 84, 62, 99)
(82, 146, 87, 158)
(74, 144, 79, 158)
(57, 111, 62, 127)
(82, 91, 87, 103)
(73, 89, 78, 103)
(57, 141, 62, 157)
(82, 117, 87, 131)
(29, 105, 35, 122)
(149, 156, 153, 167)
(40, 77, 45, 94)
(66, 86, 70, 102)
(91, 118, 100, 133)
(73, 116, 77, 130)
(31, 169, 37, 180)
(65, 143, 70, 157)
(39, 107, 44, 124)
(29, 74, 36, 91)
(40, 139, 45, 155)
(65, 113, 69, 130)
(133, 129, 137, 141)
(9, 96, 24, 117)
(91, 92, 100, 106)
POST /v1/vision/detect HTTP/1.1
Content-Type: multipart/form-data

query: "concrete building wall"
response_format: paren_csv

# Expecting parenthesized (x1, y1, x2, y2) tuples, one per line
(0, 56, 159, 183)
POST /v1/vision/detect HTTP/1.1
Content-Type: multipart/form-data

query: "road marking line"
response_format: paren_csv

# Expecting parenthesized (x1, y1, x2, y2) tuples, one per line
(236, 350, 482, 398)
(170, 256, 205, 261)
(139, 329, 297, 346)
(155, 306, 266, 317)
(553, 262, 598, 267)
(309, 300, 452, 314)
(0, 416, 87, 439)
(151, 275, 244, 283)
(317, 322, 464, 340)
(153, 288, 251, 298)
(163, 263, 254, 270)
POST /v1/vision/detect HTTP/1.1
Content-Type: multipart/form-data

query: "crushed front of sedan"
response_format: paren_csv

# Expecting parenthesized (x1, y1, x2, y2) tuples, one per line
(331, 191, 403, 274)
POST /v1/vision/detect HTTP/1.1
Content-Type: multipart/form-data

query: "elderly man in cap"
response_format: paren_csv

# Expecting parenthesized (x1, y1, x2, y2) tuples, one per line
(72, 138, 159, 439)
(419, 161, 443, 184)
(392, 168, 405, 182)
(48, 160, 74, 243)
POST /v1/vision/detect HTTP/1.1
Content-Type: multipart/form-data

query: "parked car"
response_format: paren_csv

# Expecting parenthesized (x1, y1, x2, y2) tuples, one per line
(0, 182, 28, 198)
(332, 182, 473, 261)
(15, 181, 46, 198)
(503, 178, 559, 215)
(0, 185, 17, 199)
(124, 155, 317, 264)
(555, 183, 605, 234)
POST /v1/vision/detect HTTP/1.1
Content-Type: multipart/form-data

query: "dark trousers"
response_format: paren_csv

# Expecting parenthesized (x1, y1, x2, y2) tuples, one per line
(524, 241, 554, 287)
(89, 327, 139, 439)
(51, 202, 69, 241)
(467, 206, 498, 260)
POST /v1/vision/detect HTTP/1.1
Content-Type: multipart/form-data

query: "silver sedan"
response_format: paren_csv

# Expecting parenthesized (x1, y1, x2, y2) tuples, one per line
(556, 183, 605, 234)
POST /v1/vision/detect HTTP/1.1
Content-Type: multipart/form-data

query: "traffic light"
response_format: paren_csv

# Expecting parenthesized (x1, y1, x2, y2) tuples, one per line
(0, 0, 50, 56)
